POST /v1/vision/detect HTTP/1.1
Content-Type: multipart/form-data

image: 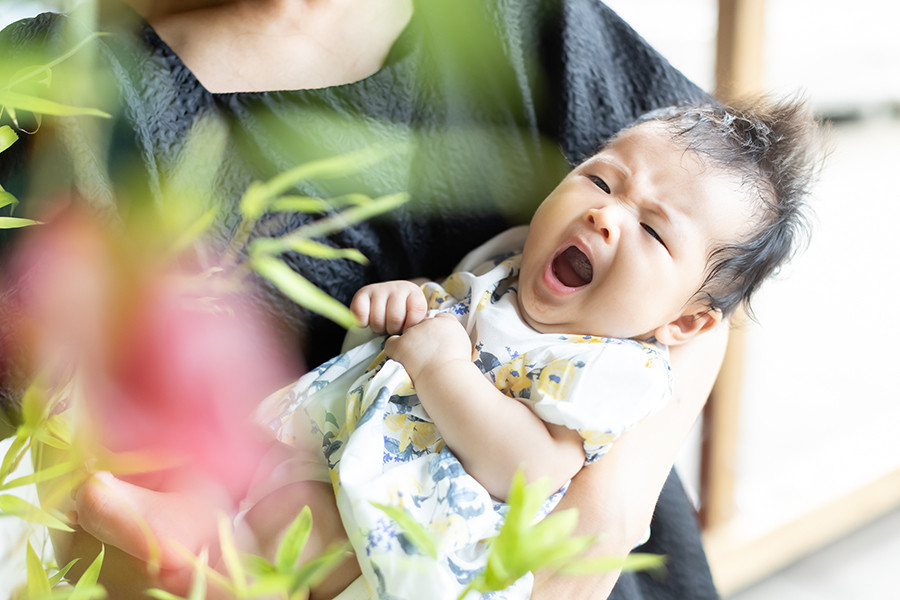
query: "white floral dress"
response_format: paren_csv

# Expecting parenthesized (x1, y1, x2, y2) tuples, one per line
(260, 227, 672, 600)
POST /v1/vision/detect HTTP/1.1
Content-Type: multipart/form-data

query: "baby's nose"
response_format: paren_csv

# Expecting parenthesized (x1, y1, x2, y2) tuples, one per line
(585, 206, 622, 243)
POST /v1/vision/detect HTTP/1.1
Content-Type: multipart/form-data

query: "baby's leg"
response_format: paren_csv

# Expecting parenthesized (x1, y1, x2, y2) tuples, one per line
(236, 481, 361, 600)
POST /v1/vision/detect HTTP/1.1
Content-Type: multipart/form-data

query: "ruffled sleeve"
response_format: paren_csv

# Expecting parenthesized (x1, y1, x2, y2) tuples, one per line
(496, 336, 672, 464)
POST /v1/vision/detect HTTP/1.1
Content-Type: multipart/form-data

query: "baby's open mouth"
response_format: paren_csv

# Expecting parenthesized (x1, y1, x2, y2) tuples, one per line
(552, 246, 593, 287)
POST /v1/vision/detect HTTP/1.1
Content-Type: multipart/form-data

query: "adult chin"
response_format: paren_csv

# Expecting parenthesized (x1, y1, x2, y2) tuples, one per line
(112, 0, 237, 19)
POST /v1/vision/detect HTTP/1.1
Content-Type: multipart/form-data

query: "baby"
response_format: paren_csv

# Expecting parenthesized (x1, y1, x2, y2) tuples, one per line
(236, 97, 818, 600)
(74, 97, 818, 600)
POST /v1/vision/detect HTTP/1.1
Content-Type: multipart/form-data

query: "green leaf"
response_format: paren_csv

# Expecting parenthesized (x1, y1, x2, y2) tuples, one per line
(0, 460, 79, 491)
(69, 546, 106, 600)
(0, 429, 30, 483)
(186, 547, 208, 600)
(20, 382, 47, 431)
(0, 125, 18, 153)
(48, 558, 79, 587)
(292, 193, 409, 240)
(371, 502, 438, 559)
(145, 590, 185, 600)
(243, 573, 293, 598)
(251, 255, 359, 329)
(25, 541, 52, 598)
(275, 506, 313, 573)
(0, 494, 74, 531)
(0, 91, 110, 118)
(44, 415, 72, 445)
(217, 513, 247, 595)
(556, 552, 665, 575)
(243, 553, 277, 577)
(169, 208, 218, 256)
(251, 237, 369, 265)
(289, 542, 352, 594)
(0, 187, 19, 214)
(253, 145, 400, 208)
(5, 33, 106, 90)
(268, 193, 370, 214)
(8, 66, 52, 91)
(0, 216, 39, 229)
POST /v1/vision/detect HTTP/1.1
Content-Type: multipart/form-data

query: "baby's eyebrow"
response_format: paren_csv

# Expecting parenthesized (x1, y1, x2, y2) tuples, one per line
(584, 155, 630, 179)
(645, 199, 674, 225)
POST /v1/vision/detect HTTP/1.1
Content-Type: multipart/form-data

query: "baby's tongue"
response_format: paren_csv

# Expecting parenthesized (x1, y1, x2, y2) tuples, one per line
(553, 246, 592, 287)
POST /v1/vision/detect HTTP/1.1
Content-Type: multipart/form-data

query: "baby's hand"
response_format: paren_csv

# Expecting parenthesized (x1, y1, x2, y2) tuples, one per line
(351, 281, 428, 334)
(385, 313, 472, 383)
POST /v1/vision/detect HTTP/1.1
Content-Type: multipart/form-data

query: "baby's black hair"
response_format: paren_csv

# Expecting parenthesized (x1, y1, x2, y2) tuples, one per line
(630, 97, 822, 319)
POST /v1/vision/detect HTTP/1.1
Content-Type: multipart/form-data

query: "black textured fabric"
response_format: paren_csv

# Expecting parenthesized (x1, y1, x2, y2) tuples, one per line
(0, 2, 718, 598)
(611, 469, 720, 600)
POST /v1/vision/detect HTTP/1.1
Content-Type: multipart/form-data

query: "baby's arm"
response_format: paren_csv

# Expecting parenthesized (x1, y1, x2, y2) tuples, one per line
(385, 314, 585, 500)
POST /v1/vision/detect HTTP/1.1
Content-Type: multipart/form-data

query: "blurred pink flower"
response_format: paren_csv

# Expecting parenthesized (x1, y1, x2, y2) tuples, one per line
(9, 205, 301, 503)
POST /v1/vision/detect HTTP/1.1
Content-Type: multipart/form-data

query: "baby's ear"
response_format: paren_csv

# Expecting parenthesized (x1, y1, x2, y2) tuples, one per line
(653, 306, 722, 346)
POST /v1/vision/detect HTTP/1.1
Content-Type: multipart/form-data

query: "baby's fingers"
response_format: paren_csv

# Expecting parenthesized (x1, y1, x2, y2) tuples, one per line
(385, 292, 417, 334)
(349, 289, 371, 328)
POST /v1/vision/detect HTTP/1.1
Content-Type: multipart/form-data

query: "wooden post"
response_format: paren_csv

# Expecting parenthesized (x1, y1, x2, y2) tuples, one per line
(700, 309, 746, 528)
(700, 0, 766, 530)
(714, 0, 767, 101)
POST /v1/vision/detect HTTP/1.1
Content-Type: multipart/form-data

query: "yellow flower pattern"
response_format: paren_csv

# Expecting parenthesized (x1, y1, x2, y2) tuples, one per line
(536, 358, 577, 401)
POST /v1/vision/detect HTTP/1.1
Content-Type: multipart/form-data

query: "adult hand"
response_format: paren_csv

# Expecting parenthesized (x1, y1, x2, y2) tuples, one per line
(530, 323, 729, 600)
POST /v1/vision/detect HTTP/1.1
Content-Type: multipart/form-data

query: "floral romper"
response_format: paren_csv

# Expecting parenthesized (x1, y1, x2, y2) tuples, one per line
(259, 226, 672, 600)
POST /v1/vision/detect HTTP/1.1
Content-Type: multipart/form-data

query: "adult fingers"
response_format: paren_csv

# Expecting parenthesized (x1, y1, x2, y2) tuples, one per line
(75, 472, 213, 571)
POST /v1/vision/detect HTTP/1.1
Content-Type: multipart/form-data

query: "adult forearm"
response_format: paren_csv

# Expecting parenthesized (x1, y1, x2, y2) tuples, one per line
(530, 324, 729, 600)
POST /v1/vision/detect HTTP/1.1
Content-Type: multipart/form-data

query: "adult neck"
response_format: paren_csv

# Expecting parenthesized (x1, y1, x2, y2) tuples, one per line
(120, 0, 414, 93)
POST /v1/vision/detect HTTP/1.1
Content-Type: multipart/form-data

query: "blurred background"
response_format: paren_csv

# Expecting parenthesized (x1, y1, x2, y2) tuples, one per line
(2, 0, 898, 598)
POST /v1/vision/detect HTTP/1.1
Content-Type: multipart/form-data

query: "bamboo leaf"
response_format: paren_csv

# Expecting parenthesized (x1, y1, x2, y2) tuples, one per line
(243, 573, 292, 597)
(0, 216, 39, 229)
(243, 553, 277, 577)
(289, 542, 352, 594)
(69, 546, 106, 600)
(268, 193, 370, 214)
(251, 255, 359, 329)
(44, 415, 73, 446)
(20, 381, 48, 431)
(0, 494, 74, 531)
(0, 430, 30, 483)
(0, 188, 19, 213)
(0, 91, 110, 118)
(48, 558, 79, 587)
(0, 460, 79, 491)
(169, 208, 218, 256)
(187, 547, 208, 600)
(275, 506, 312, 573)
(371, 502, 438, 559)
(292, 193, 409, 240)
(145, 590, 185, 600)
(5, 33, 106, 89)
(255, 145, 400, 207)
(0, 124, 18, 153)
(557, 552, 666, 576)
(25, 541, 52, 598)
(217, 513, 247, 595)
(251, 237, 369, 265)
(8, 66, 52, 91)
